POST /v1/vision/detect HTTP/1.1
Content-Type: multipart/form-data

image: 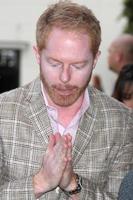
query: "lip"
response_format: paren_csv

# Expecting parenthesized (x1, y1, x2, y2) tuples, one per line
(56, 88, 73, 96)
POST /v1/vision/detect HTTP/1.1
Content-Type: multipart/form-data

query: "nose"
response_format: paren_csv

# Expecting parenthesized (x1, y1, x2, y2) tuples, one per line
(59, 66, 71, 83)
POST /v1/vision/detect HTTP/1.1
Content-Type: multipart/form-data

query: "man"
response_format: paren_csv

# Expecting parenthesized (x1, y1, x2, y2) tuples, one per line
(92, 34, 133, 91)
(0, 1, 133, 199)
(108, 34, 133, 74)
(108, 34, 133, 97)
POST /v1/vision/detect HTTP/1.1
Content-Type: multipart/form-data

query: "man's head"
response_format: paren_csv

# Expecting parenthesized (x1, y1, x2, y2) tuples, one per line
(35, 1, 101, 107)
(108, 34, 133, 73)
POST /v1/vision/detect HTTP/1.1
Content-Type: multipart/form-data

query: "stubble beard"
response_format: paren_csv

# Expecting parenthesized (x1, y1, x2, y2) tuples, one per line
(40, 73, 90, 107)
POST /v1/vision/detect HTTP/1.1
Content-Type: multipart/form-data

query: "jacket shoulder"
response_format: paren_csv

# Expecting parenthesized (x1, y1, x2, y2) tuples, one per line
(0, 77, 41, 104)
(88, 86, 133, 123)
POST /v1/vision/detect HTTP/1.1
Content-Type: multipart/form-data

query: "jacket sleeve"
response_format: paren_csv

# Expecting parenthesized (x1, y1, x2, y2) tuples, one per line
(0, 138, 35, 199)
(0, 140, 52, 200)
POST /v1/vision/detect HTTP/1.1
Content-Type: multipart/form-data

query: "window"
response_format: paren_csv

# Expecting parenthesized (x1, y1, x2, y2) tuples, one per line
(0, 49, 20, 93)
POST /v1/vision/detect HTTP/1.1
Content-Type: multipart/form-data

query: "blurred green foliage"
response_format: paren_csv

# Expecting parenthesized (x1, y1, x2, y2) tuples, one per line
(121, 0, 133, 33)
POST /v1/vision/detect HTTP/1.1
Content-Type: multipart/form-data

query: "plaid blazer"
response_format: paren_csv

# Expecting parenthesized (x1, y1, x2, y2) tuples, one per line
(0, 77, 133, 200)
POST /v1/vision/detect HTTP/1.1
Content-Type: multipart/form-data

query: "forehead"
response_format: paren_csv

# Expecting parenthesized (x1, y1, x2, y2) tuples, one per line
(44, 27, 92, 59)
(48, 27, 91, 45)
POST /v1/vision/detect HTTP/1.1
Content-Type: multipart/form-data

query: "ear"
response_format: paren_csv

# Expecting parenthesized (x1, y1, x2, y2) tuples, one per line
(93, 50, 101, 69)
(33, 45, 40, 65)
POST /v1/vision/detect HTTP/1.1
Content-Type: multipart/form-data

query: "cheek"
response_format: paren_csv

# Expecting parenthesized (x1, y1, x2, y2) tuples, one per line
(108, 55, 112, 63)
(123, 100, 133, 108)
(74, 70, 92, 86)
(108, 53, 114, 62)
(41, 64, 58, 82)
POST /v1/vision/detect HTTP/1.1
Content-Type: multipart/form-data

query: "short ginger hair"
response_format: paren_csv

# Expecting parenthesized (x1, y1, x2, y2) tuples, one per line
(36, 0, 101, 57)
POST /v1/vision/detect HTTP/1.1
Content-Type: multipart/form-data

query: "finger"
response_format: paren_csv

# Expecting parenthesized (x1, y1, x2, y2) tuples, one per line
(63, 133, 72, 149)
(53, 135, 68, 165)
(47, 134, 56, 151)
(54, 132, 61, 143)
(62, 135, 70, 149)
(65, 134, 72, 161)
(67, 144, 72, 161)
(67, 134, 72, 148)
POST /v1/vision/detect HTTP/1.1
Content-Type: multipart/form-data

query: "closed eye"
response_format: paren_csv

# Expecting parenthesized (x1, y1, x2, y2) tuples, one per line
(50, 63, 61, 67)
(47, 57, 62, 67)
(71, 63, 86, 69)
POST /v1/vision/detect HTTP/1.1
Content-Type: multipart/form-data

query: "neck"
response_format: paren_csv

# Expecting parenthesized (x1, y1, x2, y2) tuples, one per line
(48, 94, 84, 127)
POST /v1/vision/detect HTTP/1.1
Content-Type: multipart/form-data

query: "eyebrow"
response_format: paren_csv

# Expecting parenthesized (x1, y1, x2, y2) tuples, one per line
(47, 56, 89, 64)
(47, 57, 62, 63)
(71, 60, 89, 65)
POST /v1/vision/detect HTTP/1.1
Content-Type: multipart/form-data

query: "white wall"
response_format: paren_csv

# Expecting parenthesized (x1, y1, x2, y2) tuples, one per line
(0, 0, 126, 95)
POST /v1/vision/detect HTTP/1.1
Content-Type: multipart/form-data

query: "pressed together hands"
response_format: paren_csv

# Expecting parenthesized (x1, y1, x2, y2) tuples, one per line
(33, 133, 77, 199)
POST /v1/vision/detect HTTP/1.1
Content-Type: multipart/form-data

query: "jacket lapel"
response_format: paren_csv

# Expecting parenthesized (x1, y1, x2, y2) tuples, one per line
(72, 87, 98, 166)
(25, 78, 53, 146)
